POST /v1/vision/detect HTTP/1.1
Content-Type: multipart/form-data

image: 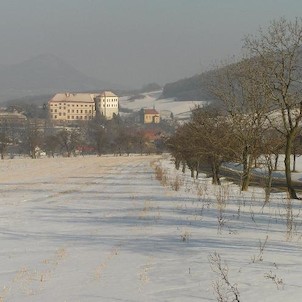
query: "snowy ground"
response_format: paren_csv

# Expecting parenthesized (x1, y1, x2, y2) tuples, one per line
(119, 90, 207, 121)
(1, 155, 302, 301)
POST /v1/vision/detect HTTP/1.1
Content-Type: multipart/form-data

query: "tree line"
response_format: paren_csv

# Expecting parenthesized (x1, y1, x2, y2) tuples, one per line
(167, 18, 302, 200)
(0, 114, 166, 160)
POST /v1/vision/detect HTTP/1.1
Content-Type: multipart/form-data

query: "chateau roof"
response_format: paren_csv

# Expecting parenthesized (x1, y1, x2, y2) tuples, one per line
(49, 93, 97, 103)
(49, 91, 118, 103)
(99, 91, 118, 97)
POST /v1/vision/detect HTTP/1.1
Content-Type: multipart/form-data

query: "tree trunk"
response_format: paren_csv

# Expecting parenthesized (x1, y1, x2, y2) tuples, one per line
(274, 154, 279, 171)
(241, 145, 251, 191)
(31, 147, 36, 159)
(284, 135, 298, 199)
(175, 159, 180, 170)
(97, 142, 102, 156)
(265, 158, 273, 203)
(195, 160, 200, 179)
(211, 159, 221, 185)
(292, 152, 297, 172)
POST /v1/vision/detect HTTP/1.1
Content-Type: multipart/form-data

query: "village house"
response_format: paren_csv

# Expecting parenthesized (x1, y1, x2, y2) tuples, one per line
(140, 108, 160, 124)
(48, 91, 119, 122)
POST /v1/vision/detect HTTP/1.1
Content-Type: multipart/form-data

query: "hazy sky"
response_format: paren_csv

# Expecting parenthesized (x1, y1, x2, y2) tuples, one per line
(0, 0, 301, 88)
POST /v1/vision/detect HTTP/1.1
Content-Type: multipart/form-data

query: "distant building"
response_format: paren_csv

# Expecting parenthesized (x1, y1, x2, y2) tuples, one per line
(140, 108, 160, 124)
(94, 91, 119, 119)
(0, 111, 27, 126)
(48, 93, 96, 122)
(48, 91, 119, 122)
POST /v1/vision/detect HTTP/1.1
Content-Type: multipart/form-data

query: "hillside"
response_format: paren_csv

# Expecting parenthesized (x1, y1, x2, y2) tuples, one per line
(0, 54, 116, 103)
(162, 72, 215, 101)
(119, 90, 207, 121)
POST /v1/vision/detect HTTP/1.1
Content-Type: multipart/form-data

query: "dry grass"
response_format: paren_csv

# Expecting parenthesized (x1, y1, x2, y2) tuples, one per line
(154, 165, 168, 186)
(170, 175, 183, 191)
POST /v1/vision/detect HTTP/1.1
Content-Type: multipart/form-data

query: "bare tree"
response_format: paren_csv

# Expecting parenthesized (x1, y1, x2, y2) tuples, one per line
(244, 17, 302, 199)
(166, 123, 200, 178)
(259, 129, 284, 202)
(189, 105, 237, 184)
(56, 128, 82, 157)
(87, 120, 108, 156)
(167, 105, 236, 184)
(208, 58, 269, 190)
(0, 121, 11, 159)
(44, 134, 60, 157)
(291, 133, 302, 173)
(22, 119, 43, 159)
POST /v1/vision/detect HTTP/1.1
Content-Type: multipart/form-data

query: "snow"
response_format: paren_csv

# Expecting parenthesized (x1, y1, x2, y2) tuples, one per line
(120, 90, 207, 120)
(224, 154, 302, 183)
(1, 155, 302, 301)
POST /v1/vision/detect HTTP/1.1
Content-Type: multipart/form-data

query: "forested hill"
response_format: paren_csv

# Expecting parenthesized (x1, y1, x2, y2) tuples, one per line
(162, 72, 215, 101)
(162, 48, 302, 102)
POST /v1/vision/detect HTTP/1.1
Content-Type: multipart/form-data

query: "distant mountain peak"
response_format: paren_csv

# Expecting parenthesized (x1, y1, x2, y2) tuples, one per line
(0, 54, 118, 102)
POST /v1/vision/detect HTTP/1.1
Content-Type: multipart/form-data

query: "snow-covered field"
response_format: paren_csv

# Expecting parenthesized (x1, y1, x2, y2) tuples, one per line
(1, 155, 302, 301)
(119, 91, 207, 120)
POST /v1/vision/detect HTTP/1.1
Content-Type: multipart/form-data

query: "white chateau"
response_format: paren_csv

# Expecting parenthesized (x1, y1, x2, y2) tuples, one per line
(94, 91, 119, 119)
(48, 91, 119, 122)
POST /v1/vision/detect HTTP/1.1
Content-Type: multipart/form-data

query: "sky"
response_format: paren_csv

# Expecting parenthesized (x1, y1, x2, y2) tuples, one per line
(0, 0, 301, 89)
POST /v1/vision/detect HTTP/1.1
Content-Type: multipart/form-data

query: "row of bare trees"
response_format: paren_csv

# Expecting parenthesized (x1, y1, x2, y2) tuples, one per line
(168, 18, 302, 199)
(0, 115, 161, 159)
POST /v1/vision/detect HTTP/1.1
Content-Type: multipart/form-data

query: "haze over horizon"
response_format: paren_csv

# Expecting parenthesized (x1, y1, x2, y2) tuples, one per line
(0, 0, 301, 89)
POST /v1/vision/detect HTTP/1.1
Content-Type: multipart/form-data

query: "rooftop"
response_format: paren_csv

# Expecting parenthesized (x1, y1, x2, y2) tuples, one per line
(99, 91, 118, 97)
(144, 108, 159, 115)
(49, 93, 97, 103)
